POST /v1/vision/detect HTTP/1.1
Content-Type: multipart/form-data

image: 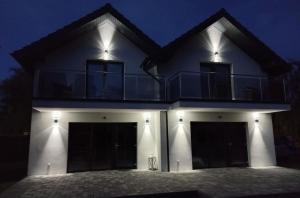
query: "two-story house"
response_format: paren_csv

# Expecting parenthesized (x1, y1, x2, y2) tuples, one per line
(12, 4, 290, 175)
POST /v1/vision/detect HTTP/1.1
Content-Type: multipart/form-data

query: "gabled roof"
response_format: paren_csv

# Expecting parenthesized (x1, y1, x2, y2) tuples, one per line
(12, 5, 289, 75)
(152, 8, 289, 75)
(11, 3, 161, 71)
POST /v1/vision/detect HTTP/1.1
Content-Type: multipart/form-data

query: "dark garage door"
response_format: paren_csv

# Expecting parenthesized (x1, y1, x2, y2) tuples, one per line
(191, 122, 248, 169)
(67, 123, 137, 172)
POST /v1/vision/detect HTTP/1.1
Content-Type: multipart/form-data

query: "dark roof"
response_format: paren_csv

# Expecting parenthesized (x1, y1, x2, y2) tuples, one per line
(152, 8, 289, 75)
(12, 5, 289, 75)
(11, 3, 161, 71)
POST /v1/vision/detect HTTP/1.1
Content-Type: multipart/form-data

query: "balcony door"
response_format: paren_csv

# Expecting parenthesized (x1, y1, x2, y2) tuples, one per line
(200, 62, 232, 100)
(87, 60, 124, 99)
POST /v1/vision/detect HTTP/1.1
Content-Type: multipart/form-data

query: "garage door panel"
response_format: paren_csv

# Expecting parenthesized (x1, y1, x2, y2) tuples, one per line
(67, 123, 137, 173)
(115, 124, 137, 169)
(68, 124, 92, 172)
(92, 124, 113, 170)
(191, 122, 248, 169)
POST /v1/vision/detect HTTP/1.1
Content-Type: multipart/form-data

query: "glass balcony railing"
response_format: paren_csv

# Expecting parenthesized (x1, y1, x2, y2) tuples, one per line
(35, 69, 166, 101)
(167, 71, 287, 103)
(34, 69, 287, 103)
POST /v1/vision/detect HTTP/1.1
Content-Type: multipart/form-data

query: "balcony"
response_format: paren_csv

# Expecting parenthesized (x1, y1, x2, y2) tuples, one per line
(34, 69, 288, 104)
(34, 69, 166, 102)
(168, 71, 287, 103)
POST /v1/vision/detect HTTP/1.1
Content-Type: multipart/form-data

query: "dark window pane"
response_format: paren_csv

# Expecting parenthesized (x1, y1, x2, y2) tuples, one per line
(106, 63, 123, 73)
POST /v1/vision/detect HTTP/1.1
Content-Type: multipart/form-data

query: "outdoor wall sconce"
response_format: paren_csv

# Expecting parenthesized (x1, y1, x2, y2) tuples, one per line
(213, 51, 219, 62)
(177, 111, 184, 124)
(52, 111, 61, 124)
(144, 112, 151, 125)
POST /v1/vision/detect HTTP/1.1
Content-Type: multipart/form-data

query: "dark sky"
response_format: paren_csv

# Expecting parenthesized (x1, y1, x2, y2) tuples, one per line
(0, 0, 300, 80)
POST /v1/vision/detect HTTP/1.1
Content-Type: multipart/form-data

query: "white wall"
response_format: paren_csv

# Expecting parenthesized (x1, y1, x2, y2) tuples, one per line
(167, 110, 276, 172)
(35, 19, 147, 74)
(28, 110, 161, 175)
(159, 25, 266, 77)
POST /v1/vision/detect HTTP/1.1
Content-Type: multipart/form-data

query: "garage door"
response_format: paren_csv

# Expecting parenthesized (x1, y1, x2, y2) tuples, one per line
(191, 122, 248, 169)
(67, 123, 137, 172)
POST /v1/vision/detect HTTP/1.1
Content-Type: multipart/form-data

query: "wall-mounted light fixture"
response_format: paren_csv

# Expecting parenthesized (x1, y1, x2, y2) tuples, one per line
(144, 112, 151, 125)
(145, 118, 150, 124)
(52, 111, 61, 124)
(252, 112, 260, 124)
(103, 49, 109, 60)
(213, 51, 220, 62)
(177, 111, 184, 124)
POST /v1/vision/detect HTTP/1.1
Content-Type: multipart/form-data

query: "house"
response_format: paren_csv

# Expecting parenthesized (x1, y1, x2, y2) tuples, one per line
(12, 3, 290, 175)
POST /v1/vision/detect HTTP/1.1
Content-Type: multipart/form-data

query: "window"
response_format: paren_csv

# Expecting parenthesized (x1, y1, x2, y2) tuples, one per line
(87, 60, 124, 99)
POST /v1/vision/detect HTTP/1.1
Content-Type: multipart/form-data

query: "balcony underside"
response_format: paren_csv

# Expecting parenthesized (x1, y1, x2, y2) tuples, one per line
(170, 100, 290, 113)
(33, 99, 290, 113)
(32, 99, 169, 112)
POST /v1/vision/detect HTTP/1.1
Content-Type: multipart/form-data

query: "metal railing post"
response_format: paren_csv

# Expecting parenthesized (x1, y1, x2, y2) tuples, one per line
(123, 73, 126, 100)
(84, 70, 87, 99)
(259, 78, 263, 101)
(179, 73, 182, 99)
(207, 73, 211, 99)
(231, 74, 235, 100)
(164, 78, 167, 102)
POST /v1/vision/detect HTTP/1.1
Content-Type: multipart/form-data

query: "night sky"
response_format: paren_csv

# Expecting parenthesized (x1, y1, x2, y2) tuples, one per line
(0, 0, 300, 80)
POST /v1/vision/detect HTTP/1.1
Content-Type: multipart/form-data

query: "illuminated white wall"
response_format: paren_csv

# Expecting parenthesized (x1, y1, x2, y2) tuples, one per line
(28, 110, 161, 175)
(159, 24, 266, 77)
(34, 18, 147, 74)
(167, 111, 276, 172)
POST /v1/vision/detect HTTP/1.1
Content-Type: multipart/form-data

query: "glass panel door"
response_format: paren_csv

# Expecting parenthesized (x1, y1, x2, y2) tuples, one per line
(87, 60, 124, 99)
(200, 63, 232, 100)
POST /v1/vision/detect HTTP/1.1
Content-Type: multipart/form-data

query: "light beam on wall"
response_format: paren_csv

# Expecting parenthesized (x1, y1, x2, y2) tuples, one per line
(96, 19, 117, 60)
(206, 25, 225, 62)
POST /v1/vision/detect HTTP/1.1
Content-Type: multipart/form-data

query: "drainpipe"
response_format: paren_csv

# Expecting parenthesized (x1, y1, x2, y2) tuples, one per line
(140, 57, 160, 82)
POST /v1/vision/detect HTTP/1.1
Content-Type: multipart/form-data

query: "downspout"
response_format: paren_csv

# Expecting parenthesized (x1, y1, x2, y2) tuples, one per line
(165, 111, 170, 171)
(140, 57, 161, 82)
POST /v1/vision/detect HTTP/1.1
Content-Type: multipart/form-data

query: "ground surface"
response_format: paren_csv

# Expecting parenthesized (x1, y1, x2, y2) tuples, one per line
(1, 167, 300, 198)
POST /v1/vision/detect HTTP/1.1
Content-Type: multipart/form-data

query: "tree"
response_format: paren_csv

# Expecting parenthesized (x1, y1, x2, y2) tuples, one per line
(0, 68, 32, 136)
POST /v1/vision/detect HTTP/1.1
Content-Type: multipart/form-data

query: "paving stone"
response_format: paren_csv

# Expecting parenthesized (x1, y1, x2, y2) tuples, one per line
(0, 167, 300, 198)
